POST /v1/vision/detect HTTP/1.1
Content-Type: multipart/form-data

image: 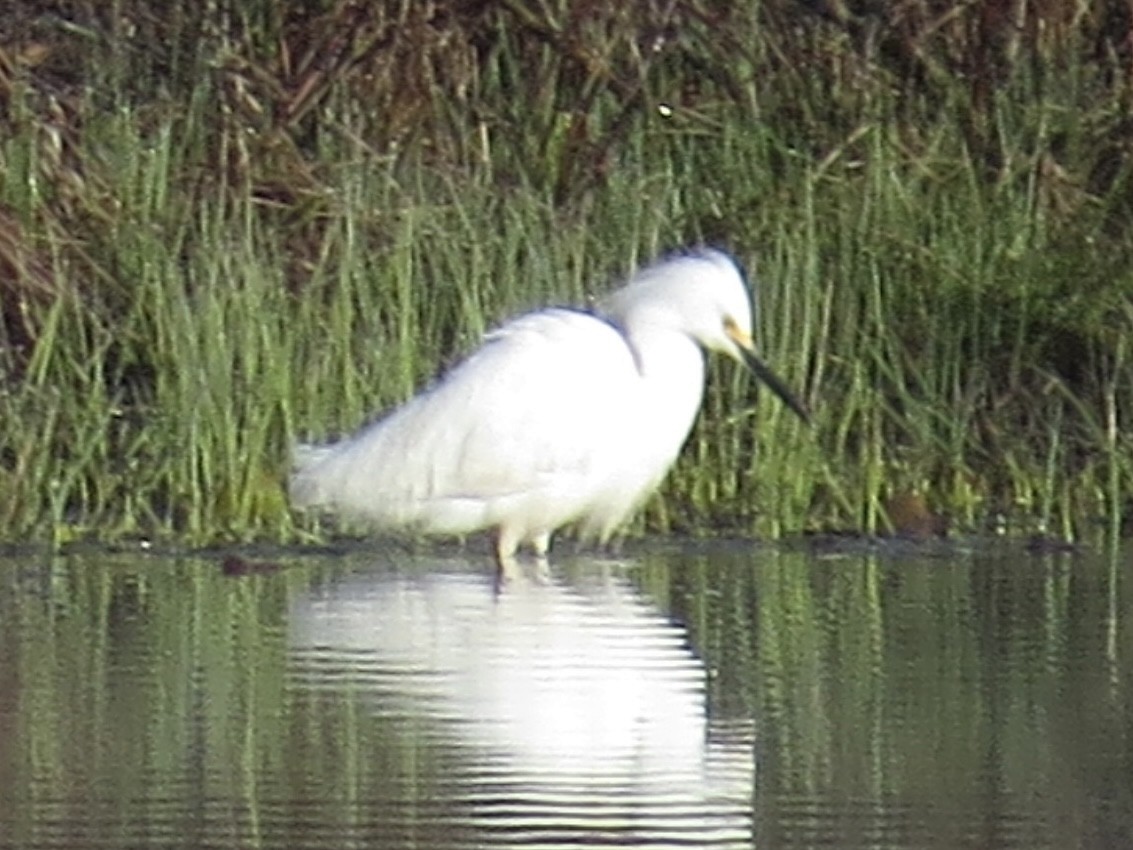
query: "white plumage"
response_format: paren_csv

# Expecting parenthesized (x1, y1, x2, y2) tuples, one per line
(290, 248, 808, 571)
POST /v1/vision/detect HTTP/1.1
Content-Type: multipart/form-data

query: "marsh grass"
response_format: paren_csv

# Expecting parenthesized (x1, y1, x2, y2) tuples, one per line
(1, 1, 1131, 545)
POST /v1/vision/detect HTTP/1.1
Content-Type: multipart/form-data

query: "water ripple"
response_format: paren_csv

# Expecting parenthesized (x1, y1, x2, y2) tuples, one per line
(289, 564, 754, 848)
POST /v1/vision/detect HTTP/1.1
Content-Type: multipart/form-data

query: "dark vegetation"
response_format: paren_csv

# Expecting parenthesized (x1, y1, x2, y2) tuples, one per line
(1, 0, 1131, 544)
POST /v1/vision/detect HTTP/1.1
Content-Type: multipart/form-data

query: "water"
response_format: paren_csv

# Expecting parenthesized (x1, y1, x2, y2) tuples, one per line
(0, 541, 1130, 849)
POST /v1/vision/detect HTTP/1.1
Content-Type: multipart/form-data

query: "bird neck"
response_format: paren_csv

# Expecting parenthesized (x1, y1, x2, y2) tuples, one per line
(623, 326, 706, 407)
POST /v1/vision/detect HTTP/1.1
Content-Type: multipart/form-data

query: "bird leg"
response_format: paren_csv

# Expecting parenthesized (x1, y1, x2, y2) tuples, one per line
(532, 532, 551, 582)
(494, 527, 522, 584)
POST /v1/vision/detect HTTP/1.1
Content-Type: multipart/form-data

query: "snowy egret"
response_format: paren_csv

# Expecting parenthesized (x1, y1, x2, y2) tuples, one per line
(290, 248, 809, 571)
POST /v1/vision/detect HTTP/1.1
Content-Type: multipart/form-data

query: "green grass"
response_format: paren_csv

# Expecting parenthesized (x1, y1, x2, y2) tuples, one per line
(0, 2, 1130, 546)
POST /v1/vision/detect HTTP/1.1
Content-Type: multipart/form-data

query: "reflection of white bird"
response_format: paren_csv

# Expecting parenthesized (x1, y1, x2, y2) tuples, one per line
(290, 248, 808, 571)
(288, 561, 757, 844)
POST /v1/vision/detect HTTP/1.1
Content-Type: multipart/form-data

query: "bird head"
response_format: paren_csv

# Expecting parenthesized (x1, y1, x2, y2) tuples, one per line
(604, 248, 810, 424)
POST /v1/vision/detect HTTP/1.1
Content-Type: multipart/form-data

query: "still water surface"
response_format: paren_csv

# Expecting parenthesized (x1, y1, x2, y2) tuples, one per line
(0, 541, 1130, 849)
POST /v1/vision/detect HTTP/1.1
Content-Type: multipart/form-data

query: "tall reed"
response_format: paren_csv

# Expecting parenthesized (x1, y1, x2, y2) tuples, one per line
(0, 1, 1129, 544)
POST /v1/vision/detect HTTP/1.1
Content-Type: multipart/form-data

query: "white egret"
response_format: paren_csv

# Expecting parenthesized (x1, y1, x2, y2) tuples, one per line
(290, 248, 808, 571)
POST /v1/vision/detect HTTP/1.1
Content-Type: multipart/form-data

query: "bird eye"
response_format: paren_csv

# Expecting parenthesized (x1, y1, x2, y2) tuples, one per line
(722, 316, 747, 346)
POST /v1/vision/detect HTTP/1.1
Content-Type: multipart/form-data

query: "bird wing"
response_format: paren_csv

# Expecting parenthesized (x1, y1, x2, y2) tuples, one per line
(291, 308, 641, 533)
